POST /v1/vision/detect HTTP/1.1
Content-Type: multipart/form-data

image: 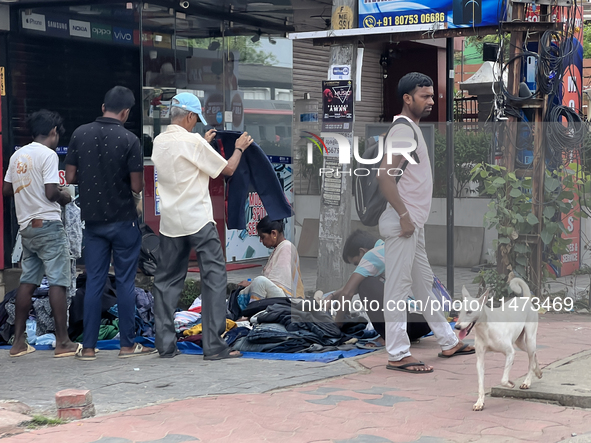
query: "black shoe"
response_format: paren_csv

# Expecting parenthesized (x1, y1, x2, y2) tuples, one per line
(159, 348, 181, 358)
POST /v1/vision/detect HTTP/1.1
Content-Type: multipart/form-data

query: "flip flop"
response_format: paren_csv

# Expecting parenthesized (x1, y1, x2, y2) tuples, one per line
(438, 343, 475, 358)
(118, 343, 158, 359)
(54, 343, 83, 358)
(9, 344, 36, 358)
(75, 346, 96, 361)
(203, 348, 243, 361)
(386, 361, 433, 374)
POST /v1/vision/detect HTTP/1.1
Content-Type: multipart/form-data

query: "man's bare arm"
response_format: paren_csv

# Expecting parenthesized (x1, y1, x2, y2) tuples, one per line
(3, 181, 13, 197)
(65, 165, 78, 184)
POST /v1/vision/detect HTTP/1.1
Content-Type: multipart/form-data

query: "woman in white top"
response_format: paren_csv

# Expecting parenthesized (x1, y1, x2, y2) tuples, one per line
(238, 216, 304, 307)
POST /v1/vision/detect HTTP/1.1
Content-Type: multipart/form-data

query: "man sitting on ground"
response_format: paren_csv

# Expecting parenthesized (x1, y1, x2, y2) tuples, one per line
(330, 229, 474, 357)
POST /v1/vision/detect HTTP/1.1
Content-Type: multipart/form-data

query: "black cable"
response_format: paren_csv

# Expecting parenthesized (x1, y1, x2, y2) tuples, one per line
(546, 105, 586, 154)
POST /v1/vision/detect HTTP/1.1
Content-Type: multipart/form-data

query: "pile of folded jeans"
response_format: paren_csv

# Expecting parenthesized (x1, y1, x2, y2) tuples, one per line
(231, 300, 351, 353)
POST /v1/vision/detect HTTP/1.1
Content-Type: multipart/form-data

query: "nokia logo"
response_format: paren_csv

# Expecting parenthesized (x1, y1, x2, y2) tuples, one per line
(73, 25, 88, 32)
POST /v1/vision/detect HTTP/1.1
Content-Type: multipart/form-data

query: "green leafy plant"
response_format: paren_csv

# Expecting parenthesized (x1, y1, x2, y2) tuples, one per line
(433, 128, 491, 197)
(179, 279, 201, 310)
(471, 163, 587, 290)
(472, 268, 510, 300)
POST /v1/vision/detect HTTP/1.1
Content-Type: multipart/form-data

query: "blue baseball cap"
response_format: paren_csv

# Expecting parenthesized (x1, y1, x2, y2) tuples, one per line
(171, 92, 208, 125)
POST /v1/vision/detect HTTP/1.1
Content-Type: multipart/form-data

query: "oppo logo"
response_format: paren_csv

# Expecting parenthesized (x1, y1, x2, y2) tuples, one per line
(93, 28, 111, 36)
(73, 25, 88, 32)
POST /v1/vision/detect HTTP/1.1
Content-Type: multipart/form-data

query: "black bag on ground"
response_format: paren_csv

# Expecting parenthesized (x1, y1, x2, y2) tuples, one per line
(407, 312, 432, 341)
(139, 224, 160, 276)
(354, 117, 420, 226)
(226, 286, 246, 321)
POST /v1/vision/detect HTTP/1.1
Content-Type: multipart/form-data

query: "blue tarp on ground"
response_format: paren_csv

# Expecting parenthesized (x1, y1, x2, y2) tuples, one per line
(1, 337, 375, 364)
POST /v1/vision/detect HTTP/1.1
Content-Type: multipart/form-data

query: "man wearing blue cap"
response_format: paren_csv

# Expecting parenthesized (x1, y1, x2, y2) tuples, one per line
(152, 92, 252, 359)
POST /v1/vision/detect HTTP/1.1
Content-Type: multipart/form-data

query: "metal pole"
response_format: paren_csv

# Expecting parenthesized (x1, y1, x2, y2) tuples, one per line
(446, 37, 455, 297)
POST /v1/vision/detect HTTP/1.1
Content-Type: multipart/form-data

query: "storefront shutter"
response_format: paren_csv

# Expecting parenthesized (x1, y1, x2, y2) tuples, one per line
(292, 40, 383, 194)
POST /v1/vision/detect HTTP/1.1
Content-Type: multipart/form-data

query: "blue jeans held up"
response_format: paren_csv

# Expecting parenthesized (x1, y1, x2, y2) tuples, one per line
(83, 220, 141, 349)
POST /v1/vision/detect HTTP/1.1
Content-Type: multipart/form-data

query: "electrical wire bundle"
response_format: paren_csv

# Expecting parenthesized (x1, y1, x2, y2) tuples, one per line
(546, 105, 587, 156)
(537, 30, 563, 96)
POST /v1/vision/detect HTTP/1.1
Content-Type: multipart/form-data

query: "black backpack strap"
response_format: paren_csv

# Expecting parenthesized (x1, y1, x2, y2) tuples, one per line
(384, 117, 420, 184)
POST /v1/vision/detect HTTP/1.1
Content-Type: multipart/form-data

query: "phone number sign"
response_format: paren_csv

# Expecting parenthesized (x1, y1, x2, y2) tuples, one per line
(359, 0, 501, 30)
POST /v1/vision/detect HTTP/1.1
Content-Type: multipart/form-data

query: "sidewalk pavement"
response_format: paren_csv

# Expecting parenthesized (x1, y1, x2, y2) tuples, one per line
(1, 314, 590, 442)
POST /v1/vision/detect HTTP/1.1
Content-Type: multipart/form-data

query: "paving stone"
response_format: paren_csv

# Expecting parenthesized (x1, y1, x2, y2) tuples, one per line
(299, 387, 345, 396)
(333, 434, 394, 443)
(305, 395, 359, 405)
(352, 387, 400, 395)
(361, 394, 412, 407)
(138, 435, 199, 443)
(0, 409, 29, 435)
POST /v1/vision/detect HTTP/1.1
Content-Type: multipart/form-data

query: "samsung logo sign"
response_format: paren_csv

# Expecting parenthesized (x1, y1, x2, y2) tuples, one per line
(48, 21, 67, 30)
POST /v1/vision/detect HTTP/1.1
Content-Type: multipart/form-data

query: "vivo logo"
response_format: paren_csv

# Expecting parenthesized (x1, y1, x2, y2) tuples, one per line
(114, 31, 132, 40)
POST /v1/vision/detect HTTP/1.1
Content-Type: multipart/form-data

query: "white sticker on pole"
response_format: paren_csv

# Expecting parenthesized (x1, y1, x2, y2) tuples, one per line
(329, 65, 351, 80)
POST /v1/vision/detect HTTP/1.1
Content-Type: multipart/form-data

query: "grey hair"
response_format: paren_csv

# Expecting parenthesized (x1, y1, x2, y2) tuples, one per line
(170, 98, 190, 121)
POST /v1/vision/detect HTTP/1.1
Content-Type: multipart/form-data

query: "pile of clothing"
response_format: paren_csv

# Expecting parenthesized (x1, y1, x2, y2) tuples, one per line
(223, 298, 376, 354)
(69, 276, 156, 342)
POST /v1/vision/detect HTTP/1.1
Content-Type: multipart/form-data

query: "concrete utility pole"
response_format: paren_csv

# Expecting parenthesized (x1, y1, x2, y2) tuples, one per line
(315, 0, 356, 292)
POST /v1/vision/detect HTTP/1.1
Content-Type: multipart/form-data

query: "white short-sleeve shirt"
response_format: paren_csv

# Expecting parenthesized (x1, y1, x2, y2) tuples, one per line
(151, 125, 228, 237)
(383, 116, 433, 228)
(4, 142, 62, 230)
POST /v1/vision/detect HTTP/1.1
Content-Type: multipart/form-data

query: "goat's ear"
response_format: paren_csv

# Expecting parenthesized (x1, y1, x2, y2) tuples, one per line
(462, 285, 470, 299)
(478, 289, 490, 307)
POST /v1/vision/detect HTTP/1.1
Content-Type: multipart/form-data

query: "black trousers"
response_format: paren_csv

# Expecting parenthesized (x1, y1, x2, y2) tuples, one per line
(358, 277, 431, 341)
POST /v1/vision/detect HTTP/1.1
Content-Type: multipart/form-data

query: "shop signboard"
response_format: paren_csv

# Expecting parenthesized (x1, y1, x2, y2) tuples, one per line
(359, 0, 501, 30)
(21, 12, 46, 32)
(46, 15, 69, 37)
(225, 156, 294, 262)
(322, 80, 353, 133)
(557, 7, 584, 277)
(69, 19, 91, 38)
(113, 27, 133, 45)
(91, 23, 112, 41)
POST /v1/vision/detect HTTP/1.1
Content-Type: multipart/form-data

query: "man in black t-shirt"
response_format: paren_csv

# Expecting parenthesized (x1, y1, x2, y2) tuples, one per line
(66, 86, 155, 361)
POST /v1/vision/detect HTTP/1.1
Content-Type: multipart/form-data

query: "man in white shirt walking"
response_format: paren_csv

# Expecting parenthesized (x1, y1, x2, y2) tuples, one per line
(3, 110, 79, 358)
(151, 92, 251, 359)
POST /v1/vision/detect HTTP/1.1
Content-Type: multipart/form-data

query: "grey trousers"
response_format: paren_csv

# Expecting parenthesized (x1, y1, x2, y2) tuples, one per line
(153, 222, 229, 357)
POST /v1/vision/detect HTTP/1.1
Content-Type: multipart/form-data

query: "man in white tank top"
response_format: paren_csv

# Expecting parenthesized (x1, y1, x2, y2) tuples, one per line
(377, 73, 474, 374)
